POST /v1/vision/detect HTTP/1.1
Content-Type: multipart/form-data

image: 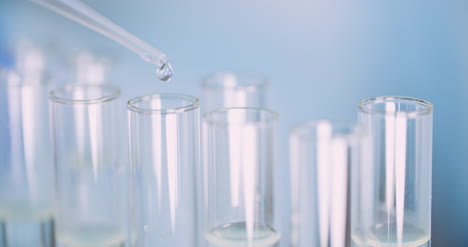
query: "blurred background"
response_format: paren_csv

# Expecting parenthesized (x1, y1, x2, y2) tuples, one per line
(1, 0, 467, 246)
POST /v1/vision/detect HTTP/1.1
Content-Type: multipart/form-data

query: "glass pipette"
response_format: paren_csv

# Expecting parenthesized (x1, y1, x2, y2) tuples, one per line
(30, 0, 173, 81)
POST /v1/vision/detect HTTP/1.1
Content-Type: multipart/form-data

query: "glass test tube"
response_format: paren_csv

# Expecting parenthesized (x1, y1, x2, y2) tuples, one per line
(0, 70, 55, 247)
(289, 121, 366, 247)
(201, 107, 279, 247)
(127, 94, 199, 247)
(50, 84, 128, 247)
(353, 97, 433, 247)
(201, 72, 269, 113)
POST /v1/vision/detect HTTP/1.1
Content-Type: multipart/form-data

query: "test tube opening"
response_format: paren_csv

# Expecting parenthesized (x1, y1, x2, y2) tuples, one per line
(50, 84, 120, 105)
(358, 96, 433, 117)
(127, 94, 199, 115)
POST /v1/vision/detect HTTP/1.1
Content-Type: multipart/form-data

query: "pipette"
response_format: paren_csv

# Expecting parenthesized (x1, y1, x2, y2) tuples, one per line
(30, 0, 173, 81)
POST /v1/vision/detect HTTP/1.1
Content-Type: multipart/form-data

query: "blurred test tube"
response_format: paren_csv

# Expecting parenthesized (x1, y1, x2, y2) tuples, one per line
(201, 72, 269, 113)
(0, 52, 55, 246)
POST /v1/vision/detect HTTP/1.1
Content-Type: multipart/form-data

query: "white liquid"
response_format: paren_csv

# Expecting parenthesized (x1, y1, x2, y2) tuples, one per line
(58, 225, 125, 247)
(205, 221, 280, 247)
(352, 223, 429, 247)
(0, 201, 53, 222)
(0, 202, 54, 247)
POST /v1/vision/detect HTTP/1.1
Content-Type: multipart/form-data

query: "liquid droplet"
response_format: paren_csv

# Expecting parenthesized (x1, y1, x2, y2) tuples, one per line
(156, 62, 173, 82)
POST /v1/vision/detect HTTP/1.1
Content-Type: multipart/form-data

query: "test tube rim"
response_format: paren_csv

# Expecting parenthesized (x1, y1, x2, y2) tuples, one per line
(290, 120, 366, 141)
(201, 72, 270, 90)
(358, 96, 433, 118)
(203, 107, 279, 127)
(127, 93, 199, 115)
(49, 83, 120, 105)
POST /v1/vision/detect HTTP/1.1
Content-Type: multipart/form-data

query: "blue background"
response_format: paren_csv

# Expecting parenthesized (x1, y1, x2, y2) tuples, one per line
(1, 0, 467, 246)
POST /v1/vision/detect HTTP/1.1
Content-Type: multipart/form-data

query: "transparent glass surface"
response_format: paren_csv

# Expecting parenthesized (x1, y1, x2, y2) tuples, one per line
(50, 84, 128, 247)
(353, 97, 433, 247)
(0, 69, 55, 247)
(127, 94, 199, 247)
(290, 121, 365, 247)
(201, 72, 269, 113)
(200, 107, 279, 247)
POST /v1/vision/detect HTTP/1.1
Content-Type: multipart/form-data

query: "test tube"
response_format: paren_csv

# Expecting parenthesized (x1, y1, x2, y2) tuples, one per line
(127, 94, 199, 247)
(289, 121, 366, 247)
(201, 72, 269, 113)
(0, 70, 55, 246)
(200, 107, 279, 247)
(353, 96, 433, 247)
(50, 84, 128, 247)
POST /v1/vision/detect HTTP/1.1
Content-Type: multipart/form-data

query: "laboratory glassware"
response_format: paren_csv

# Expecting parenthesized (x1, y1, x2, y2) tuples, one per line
(74, 51, 112, 85)
(353, 96, 433, 247)
(127, 94, 200, 247)
(200, 107, 279, 247)
(30, 0, 173, 81)
(50, 84, 128, 247)
(0, 69, 55, 247)
(201, 72, 269, 113)
(289, 120, 366, 247)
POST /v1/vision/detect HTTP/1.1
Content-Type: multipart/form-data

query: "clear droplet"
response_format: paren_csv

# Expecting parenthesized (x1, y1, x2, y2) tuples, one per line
(156, 62, 173, 82)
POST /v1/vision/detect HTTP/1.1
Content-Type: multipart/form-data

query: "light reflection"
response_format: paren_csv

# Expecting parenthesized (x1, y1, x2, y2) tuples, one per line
(166, 113, 179, 233)
(223, 75, 247, 108)
(202, 123, 210, 208)
(384, 102, 408, 244)
(395, 112, 407, 244)
(227, 110, 243, 207)
(21, 85, 37, 196)
(15, 40, 46, 199)
(289, 132, 300, 247)
(151, 99, 163, 207)
(242, 124, 257, 246)
(330, 137, 347, 247)
(385, 102, 396, 226)
(6, 84, 23, 187)
(74, 90, 86, 162)
(88, 103, 102, 181)
(316, 121, 332, 247)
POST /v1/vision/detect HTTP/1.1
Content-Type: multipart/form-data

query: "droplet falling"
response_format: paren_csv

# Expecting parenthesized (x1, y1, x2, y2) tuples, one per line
(156, 62, 173, 82)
